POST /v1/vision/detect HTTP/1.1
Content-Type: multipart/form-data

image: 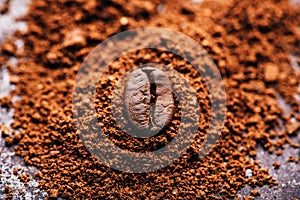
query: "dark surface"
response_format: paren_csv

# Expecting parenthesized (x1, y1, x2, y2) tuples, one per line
(238, 144, 300, 199)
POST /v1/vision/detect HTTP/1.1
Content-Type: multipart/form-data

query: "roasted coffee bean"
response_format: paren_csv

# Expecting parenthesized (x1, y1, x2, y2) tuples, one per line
(124, 67, 174, 130)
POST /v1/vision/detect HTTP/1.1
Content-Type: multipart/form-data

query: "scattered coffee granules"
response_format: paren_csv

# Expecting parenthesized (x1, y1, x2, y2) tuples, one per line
(272, 162, 280, 169)
(18, 173, 31, 186)
(4, 185, 13, 200)
(1, 0, 300, 199)
(250, 189, 260, 197)
(0, 0, 10, 15)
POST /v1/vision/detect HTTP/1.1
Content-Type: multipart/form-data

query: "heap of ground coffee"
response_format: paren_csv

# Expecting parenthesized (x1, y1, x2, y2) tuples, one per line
(1, 0, 300, 199)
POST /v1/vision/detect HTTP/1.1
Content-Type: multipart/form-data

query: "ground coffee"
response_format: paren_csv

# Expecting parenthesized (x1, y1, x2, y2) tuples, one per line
(1, 0, 300, 199)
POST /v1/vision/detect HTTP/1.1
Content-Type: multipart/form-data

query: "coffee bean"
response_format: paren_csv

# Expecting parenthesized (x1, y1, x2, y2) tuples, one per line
(124, 67, 174, 131)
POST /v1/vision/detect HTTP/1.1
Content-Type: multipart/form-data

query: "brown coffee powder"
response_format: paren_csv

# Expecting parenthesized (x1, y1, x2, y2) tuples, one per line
(1, 0, 300, 199)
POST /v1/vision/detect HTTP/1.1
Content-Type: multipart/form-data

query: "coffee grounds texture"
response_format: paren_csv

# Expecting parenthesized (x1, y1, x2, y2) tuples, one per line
(0, 0, 300, 199)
